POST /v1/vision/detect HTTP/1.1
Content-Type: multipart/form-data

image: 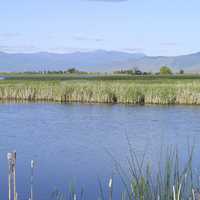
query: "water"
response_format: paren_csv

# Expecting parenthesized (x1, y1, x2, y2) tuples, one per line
(0, 76, 5, 80)
(0, 103, 200, 200)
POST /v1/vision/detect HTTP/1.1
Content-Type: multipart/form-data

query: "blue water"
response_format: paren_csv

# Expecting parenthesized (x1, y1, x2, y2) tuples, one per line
(0, 103, 200, 200)
(0, 76, 5, 80)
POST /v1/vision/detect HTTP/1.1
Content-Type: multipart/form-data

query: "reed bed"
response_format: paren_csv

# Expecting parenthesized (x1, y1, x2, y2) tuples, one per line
(1, 79, 200, 104)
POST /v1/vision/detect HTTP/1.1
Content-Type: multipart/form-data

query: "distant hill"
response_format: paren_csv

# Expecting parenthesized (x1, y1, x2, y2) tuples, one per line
(0, 50, 145, 72)
(124, 52, 200, 73)
(1, 50, 200, 72)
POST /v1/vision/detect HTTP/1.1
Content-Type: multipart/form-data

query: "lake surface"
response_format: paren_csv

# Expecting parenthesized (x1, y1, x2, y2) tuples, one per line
(0, 103, 200, 200)
(0, 76, 5, 80)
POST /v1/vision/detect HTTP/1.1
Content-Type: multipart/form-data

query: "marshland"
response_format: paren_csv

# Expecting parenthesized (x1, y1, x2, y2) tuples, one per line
(2, 0, 200, 199)
(1, 73, 200, 104)
(1, 74, 200, 200)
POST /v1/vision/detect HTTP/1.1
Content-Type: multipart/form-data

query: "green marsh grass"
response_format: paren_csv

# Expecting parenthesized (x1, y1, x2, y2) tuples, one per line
(1, 75, 200, 104)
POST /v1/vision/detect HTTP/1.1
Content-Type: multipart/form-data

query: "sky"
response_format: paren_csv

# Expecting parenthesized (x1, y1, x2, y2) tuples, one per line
(0, 0, 200, 56)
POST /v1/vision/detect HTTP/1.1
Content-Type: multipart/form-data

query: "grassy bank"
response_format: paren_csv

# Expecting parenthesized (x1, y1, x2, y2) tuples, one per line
(1, 74, 200, 104)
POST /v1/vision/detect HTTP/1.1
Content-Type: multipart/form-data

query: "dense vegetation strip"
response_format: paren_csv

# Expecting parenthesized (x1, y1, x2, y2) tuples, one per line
(1, 75, 200, 104)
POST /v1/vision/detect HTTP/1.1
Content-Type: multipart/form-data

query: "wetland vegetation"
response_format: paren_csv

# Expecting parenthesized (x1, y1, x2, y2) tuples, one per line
(1, 73, 200, 105)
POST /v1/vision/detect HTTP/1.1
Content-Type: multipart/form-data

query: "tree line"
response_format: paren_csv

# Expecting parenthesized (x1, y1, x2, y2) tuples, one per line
(10, 66, 184, 75)
(113, 66, 184, 75)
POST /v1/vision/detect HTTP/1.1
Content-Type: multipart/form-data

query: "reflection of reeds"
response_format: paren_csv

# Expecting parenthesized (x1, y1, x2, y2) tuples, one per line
(1, 81, 200, 104)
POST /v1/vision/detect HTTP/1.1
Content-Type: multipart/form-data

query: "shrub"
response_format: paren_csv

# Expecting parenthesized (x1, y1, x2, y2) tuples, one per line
(160, 66, 172, 75)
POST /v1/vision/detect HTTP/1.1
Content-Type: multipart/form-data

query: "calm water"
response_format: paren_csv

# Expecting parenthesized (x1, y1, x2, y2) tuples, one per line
(0, 103, 200, 200)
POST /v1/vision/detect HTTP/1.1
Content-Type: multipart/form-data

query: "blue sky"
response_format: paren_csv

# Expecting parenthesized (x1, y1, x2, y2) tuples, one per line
(0, 0, 199, 56)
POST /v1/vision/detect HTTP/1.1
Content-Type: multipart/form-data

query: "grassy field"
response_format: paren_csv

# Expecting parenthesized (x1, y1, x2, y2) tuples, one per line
(1, 73, 200, 104)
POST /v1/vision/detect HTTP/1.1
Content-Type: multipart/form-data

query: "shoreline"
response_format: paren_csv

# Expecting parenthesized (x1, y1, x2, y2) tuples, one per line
(2, 101, 200, 108)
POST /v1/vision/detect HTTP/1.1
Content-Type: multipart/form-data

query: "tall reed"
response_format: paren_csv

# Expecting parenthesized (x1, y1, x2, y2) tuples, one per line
(1, 80, 200, 104)
(52, 147, 199, 200)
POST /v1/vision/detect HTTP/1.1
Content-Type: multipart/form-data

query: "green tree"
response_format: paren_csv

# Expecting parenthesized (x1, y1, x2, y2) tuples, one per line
(160, 66, 172, 75)
(67, 68, 77, 73)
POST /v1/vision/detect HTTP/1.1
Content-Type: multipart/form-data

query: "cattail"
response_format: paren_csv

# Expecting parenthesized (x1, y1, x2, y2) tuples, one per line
(30, 160, 35, 200)
(1, 79, 200, 104)
(192, 188, 195, 200)
(173, 185, 176, 200)
(108, 177, 113, 200)
(109, 178, 112, 189)
(7, 151, 17, 200)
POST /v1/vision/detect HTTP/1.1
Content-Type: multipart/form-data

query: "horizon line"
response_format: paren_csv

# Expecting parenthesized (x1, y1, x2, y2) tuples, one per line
(0, 49, 200, 57)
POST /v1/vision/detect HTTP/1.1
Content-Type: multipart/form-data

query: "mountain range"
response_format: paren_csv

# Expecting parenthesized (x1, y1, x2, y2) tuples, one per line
(1, 50, 200, 72)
